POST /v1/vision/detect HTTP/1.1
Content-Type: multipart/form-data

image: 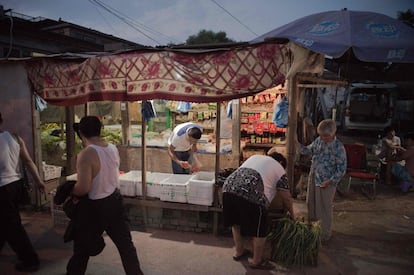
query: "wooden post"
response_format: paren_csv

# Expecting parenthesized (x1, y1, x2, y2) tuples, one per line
(31, 96, 43, 208)
(213, 102, 221, 235)
(215, 102, 221, 180)
(141, 101, 148, 227)
(120, 102, 130, 146)
(286, 75, 298, 194)
(233, 99, 241, 164)
(65, 106, 76, 175)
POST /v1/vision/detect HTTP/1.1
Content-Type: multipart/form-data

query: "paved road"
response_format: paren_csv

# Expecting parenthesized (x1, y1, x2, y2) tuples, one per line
(1, 192, 413, 275)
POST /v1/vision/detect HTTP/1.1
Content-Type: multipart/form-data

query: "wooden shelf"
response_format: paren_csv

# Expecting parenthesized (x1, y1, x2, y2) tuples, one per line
(188, 109, 216, 112)
(242, 110, 273, 113)
(244, 143, 279, 148)
(123, 197, 222, 212)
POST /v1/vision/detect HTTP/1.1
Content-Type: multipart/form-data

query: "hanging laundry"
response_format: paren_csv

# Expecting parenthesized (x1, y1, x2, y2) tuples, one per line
(226, 101, 233, 119)
(35, 94, 47, 111)
(141, 100, 156, 122)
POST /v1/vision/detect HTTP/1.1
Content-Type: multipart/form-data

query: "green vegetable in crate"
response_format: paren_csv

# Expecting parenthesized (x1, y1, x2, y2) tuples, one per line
(101, 128, 122, 145)
(267, 218, 321, 267)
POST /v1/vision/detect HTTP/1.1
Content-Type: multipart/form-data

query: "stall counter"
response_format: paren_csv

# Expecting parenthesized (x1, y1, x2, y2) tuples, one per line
(117, 146, 239, 173)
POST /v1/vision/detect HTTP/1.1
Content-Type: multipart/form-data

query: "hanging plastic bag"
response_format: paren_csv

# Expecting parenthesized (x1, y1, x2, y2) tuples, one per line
(35, 94, 47, 111)
(189, 153, 202, 173)
(272, 96, 288, 128)
(177, 101, 191, 113)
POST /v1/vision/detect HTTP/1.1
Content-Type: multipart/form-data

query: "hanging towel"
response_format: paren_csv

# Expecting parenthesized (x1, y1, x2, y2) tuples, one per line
(141, 100, 156, 122)
(226, 101, 233, 119)
(35, 94, 47, 111)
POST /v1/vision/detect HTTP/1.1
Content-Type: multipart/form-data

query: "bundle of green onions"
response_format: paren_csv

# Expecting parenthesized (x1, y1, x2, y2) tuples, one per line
(267, 218, 321, 267)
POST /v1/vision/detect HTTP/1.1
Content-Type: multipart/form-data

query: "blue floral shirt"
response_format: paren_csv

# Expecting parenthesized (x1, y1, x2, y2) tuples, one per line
(299, 136, 347, 187)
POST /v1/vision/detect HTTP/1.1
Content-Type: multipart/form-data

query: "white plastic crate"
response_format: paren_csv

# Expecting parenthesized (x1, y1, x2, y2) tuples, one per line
(66, 173, 77, 181)
(159, 174, 192, 203)
(188, 172, 215, 206)
(145, 172, 172, 198)
(119, 170, 142, 197)
(50, 198, 70, 228)
(43, 164, 62, 181)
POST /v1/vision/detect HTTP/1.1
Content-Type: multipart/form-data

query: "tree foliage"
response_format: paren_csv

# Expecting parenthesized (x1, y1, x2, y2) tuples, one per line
(398, 9, 414, 28)
(186, 29, 235, 45)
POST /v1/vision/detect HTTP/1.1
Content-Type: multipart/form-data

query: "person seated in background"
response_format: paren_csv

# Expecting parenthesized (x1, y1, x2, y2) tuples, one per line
(382, 126, 405, 156)
(389, 132, 414, 185)
(381, 126, 406, 184)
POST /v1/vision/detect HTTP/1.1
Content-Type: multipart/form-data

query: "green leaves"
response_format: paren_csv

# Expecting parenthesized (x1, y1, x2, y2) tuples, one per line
(267, 218, 321, 267)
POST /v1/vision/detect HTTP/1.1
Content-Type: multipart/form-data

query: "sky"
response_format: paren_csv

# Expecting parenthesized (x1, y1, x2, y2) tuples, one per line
(1, 0, 413, 46)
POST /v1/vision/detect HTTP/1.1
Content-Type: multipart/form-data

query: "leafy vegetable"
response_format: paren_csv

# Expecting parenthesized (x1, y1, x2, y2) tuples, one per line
(267, 218, 321, 267)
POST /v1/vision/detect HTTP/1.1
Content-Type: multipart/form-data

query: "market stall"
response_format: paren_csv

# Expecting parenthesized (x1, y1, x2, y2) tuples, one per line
(1, 43, 289, 233)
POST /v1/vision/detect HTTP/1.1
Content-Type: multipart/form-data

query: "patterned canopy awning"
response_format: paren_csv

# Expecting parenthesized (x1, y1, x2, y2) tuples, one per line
(25, 44, 287, 106)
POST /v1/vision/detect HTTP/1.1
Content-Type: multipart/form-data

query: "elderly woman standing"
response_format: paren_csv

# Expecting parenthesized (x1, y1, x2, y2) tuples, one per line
(297, 119, 347, 243)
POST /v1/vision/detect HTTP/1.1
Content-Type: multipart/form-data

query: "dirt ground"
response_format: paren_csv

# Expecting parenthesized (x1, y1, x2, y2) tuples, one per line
(1, 179, 412, 275)
(280, 131, 414, 274)
(235, 181, 414, 274)
(305, 182, 414, 274)
(333, 132, 414, 242)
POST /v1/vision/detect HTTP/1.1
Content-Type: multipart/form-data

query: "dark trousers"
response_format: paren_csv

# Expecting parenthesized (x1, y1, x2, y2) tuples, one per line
(0, 180, 39, 265)
(66, 190, 143, 275)
(171, 150, 191, 174)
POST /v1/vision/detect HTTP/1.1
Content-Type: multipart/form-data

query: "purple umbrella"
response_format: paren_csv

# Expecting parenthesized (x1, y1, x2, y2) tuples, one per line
(251, 10, 414, 63)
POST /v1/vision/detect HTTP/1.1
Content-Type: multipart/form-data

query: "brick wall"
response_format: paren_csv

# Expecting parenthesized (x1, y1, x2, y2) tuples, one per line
(124, 204, 217, 233)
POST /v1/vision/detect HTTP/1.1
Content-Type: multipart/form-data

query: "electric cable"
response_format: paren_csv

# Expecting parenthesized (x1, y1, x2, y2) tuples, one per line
(92, 3, 118, 35)
(89, 0, 161, 44)
(210, 0, 258, 36)
(89, 0, 181, 45)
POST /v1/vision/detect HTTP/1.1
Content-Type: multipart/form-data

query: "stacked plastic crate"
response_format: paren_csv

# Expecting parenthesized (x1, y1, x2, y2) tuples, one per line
(187, 172, 215, 206)
(159, 174, 193, 203)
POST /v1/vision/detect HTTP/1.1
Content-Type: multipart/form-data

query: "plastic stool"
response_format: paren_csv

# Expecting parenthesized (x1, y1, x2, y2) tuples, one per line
(400, 181, 414, 193)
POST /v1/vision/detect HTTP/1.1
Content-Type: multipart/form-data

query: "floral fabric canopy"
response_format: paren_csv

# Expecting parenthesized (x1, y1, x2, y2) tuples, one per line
(25, 44, 287, 106)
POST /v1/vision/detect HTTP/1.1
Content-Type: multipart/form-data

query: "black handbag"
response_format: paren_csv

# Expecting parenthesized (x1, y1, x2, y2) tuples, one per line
(62, 197, 77, 219)
(18, 165, 32, 205)
(62, 198, 77, 242)
(12, 133, 32, 205)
